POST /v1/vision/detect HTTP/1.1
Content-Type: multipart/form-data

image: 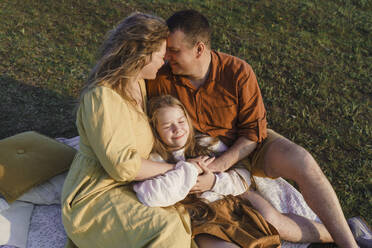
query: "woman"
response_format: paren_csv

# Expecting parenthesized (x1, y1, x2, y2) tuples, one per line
(61, 13, 194, 248)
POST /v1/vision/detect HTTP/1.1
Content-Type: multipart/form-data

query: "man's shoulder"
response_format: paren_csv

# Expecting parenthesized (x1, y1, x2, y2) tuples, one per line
(213, 51, 253, 75)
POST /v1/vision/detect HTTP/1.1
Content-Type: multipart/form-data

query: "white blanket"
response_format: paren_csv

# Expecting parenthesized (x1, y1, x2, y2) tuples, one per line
(0, 136, 318, 248)
(0, 137, 79, 248)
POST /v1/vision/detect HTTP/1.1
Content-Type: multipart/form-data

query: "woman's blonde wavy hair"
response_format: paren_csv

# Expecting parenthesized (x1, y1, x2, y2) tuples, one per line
(80, 12, 168, 103)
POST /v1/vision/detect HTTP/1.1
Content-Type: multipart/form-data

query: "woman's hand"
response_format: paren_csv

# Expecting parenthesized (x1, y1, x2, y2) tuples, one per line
(190, 163, 216, 193)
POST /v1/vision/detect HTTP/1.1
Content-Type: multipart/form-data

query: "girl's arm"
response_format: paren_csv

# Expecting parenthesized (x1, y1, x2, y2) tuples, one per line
(191, 167, 252, 201)
(193, 138, 252, 198)
(208, 168, 251, 196)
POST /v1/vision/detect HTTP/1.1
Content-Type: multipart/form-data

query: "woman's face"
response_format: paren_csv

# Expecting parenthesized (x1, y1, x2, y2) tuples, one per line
(156, 106, 190, 150)
(139, 40, 166, 80)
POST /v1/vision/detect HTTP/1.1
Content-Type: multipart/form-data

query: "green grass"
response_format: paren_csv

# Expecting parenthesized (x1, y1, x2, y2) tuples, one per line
(1, 0, 371, 224)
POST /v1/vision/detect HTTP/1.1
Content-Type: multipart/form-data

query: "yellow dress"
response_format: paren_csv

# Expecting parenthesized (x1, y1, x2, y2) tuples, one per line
(61, 81, 193, 248)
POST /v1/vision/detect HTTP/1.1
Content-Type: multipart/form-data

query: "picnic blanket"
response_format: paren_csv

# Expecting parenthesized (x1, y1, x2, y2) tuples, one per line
(0, 136, 319, 248)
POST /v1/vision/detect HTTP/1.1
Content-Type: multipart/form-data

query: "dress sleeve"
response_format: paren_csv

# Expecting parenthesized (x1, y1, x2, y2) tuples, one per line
(208, 168, 251, 196)
(79, 87, 142, 182)
(236, 64, 267, 142)
(133, 161, 199, 207)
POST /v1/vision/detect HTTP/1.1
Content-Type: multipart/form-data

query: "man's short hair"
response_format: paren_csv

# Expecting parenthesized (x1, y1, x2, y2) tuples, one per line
(167, 10, 211, 48)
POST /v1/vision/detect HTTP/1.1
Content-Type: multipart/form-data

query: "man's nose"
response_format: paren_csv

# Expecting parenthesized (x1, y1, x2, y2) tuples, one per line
(165, 51, 172, 61)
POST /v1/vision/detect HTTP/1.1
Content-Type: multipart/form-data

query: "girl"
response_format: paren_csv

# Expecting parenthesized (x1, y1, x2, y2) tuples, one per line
(134, 95, 334, 248)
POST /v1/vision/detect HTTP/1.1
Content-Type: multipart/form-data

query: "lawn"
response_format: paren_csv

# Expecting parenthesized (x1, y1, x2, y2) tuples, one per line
(0, 0, 371, 224)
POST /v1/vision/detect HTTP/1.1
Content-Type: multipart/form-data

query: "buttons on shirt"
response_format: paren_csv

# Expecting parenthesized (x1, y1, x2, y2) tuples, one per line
(195, 91, 202, 115)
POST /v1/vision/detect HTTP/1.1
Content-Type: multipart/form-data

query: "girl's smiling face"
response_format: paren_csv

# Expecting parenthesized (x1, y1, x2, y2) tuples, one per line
(155, 106, 190, 150)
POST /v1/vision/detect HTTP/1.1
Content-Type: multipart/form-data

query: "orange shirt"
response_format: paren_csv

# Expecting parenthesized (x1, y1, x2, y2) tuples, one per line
(147, 51, 267, 146)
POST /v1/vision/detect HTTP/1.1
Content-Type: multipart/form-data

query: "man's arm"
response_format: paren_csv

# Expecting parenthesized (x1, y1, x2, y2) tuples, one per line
(207, 136, 257, 172)
(206, 62, 266, 173)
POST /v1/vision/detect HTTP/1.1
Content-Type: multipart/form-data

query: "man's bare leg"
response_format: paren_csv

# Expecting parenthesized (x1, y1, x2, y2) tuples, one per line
(195, 234, 240, 248)
(262, 138, 358, 247)
(240, 190, 333, 243)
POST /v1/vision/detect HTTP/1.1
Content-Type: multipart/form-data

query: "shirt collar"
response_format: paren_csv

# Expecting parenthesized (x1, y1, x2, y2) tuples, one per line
(203, 50, 221, 91)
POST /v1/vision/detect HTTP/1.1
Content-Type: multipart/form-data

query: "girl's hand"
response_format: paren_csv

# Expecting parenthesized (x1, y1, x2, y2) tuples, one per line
(190, 163, 216, 193)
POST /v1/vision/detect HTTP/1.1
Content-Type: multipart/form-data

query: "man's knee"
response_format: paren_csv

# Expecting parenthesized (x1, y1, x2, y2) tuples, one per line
(263, 138, 322, 181)
(295, 150, 325, 185)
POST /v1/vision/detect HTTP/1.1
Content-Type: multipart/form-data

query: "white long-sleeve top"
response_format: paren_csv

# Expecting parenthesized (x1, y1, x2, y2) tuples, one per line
(133, 137, 251, 207)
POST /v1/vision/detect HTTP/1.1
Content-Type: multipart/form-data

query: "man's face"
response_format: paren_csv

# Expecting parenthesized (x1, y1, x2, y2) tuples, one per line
(165, 30, 198, 76)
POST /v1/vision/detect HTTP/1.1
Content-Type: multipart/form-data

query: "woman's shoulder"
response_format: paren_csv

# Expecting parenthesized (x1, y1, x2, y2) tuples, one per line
(78, 86, 140, 121)
(82, 86, 131, 106)
(84, 86, 120, 98)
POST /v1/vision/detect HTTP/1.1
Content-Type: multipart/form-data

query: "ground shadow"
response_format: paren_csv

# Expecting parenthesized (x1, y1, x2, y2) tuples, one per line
(0, 74, 78, 139)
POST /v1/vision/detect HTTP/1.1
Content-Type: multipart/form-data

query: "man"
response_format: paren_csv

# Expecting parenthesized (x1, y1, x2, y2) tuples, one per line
(147, 9, 364, 247)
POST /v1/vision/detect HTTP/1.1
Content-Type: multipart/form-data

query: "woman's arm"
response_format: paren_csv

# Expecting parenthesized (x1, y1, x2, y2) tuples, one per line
(136, 155, 208, 181)
(133, 161, 199, 207)
(134, 158, 175, 181)
(81, 87, 173, 183)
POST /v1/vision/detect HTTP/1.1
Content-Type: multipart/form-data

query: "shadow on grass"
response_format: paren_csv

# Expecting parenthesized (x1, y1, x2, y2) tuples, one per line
(0, 74, 78, 139)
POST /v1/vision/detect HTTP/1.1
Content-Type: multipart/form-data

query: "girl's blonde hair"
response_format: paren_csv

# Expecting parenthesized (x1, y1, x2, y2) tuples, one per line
(148, 95, 213, 162)
(80, 13, 168, 103)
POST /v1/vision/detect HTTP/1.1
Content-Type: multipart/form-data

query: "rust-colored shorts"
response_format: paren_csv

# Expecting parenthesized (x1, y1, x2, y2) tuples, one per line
(240, 129, 284, 178)
(191, 195, 280, 248)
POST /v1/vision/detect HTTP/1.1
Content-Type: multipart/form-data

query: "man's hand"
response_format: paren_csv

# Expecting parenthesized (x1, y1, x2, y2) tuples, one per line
(187, 156, 215, 174)
(190, 163, 216, 193)
(206, 158, 228, 173)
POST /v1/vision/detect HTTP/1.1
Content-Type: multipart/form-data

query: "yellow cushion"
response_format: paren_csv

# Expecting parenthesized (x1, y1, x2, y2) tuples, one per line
(0, 131, 76, 203)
